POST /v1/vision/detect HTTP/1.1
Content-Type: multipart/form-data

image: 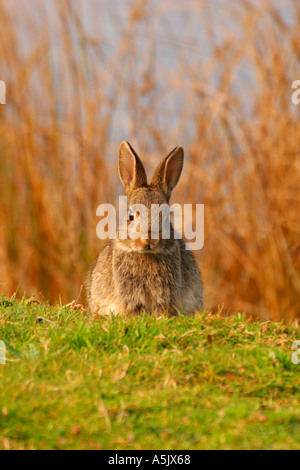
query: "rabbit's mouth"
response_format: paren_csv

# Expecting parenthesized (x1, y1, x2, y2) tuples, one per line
(116, 236, 172, 254)
(139, 246, 158, 254)
(135, 238, 163, 254)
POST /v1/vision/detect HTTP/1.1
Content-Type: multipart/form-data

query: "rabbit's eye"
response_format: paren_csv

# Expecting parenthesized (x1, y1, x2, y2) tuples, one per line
(128, 209, 135, 222)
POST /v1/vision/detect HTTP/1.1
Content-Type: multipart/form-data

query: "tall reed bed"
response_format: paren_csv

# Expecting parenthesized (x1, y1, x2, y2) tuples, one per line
(0, 0, 299, 320)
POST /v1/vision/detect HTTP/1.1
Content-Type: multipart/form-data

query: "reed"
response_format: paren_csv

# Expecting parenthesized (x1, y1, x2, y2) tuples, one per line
(0, 0, 299, 320)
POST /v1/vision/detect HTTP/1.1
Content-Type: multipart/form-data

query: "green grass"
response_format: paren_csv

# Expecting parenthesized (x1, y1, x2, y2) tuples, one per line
(0, 295, 299, 450)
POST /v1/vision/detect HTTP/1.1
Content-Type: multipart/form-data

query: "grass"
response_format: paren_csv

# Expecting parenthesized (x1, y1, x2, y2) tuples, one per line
(0, 295, 299, 450)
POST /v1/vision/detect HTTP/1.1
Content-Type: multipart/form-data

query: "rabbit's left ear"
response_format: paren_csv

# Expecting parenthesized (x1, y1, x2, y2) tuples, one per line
(151, 146, 184, 200)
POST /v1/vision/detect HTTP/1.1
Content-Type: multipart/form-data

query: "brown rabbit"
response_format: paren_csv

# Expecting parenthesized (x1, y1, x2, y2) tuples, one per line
(87, 142, 203, 316)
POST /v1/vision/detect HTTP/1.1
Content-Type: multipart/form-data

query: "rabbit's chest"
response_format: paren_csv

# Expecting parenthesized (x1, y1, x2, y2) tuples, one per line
(114, 254, 175, 308)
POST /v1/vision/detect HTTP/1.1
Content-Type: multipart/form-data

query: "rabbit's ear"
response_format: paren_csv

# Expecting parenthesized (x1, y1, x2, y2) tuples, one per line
(119, 142, 147, 195)
(151, 146, 184, 200)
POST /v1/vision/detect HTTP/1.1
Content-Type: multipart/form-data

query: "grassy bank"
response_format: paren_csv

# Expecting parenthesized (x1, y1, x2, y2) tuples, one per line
(0, 296, 299, 450)
(1, 1, 300, 320)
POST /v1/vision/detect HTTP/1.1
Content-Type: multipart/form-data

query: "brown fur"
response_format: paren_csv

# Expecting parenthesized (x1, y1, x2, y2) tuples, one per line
(87, 142, 203, 316)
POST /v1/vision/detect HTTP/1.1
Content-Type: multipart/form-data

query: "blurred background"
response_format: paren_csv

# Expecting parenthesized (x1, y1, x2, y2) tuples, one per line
(0, 0, 299, 321)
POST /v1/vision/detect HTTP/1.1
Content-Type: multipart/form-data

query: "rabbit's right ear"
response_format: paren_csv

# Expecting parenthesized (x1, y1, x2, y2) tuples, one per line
(151, 146, 184, 201)
(119, 142, 147, 196)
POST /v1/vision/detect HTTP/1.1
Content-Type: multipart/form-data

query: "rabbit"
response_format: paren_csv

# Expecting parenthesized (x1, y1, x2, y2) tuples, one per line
(87, 141, 203, 316)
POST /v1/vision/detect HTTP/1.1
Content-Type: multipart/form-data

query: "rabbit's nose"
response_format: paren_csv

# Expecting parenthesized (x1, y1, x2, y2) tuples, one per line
(140, 238, 151, 248)
(140, 238, 160, 250)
